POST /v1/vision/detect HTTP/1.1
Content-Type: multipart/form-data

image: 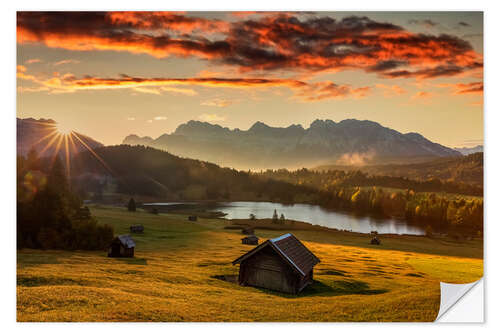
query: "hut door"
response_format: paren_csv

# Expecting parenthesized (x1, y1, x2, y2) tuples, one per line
(110, 243, 120, 256)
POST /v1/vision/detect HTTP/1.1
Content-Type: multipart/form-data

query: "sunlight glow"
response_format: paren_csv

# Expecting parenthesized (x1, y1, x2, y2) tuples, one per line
(55, 122, 74, 135)
(28, 122, 118, 186)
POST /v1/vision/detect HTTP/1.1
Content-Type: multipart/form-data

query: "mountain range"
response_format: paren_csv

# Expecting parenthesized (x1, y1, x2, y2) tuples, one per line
(17, 118, 103, 157)
(123, 119, 461, 170)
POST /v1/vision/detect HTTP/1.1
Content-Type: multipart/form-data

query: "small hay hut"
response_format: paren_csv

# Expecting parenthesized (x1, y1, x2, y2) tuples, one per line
(108, 235, 135, 258)
(242, 235, 259, 245)
(188, 215, 198, 221)
(233, 233, 320, 294)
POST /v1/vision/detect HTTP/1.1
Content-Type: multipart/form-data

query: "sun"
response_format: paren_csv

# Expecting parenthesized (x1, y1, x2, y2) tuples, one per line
(55, 122, 74, 135)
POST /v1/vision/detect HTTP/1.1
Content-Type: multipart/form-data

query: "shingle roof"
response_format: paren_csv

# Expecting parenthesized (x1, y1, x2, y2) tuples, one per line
(233, 233, 320, 276)
(117, 234, 136, 248)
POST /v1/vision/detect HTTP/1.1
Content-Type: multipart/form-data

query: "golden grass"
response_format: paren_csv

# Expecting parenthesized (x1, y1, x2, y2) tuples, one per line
(17, 205, 483, 322)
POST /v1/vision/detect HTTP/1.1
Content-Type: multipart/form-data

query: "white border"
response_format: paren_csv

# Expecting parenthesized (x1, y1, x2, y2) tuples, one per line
(2, 0, 499, 331)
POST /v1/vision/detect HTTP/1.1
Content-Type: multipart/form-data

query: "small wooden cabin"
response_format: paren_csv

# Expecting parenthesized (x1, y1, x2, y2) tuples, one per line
(188, 215, 198, 221)
(370, 237, 381, 245)
(108, 235, 136, 258)
(242, 235, 259, 245)
(233, 233, 320, 294)
(130, 224, 144, 233)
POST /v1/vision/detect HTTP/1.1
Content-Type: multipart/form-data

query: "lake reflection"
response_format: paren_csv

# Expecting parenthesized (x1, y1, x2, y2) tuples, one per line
(211, 201, 424, 235)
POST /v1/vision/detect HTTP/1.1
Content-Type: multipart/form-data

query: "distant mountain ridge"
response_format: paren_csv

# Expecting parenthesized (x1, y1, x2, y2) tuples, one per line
(123, 119, 460, 170)
(17, 117, 103, 157)
(453, 145, 483, 155)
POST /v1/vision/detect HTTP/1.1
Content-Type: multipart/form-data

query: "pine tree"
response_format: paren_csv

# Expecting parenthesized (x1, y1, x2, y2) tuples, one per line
(272, 209, 278, 223)
(128, 198, 136, 212)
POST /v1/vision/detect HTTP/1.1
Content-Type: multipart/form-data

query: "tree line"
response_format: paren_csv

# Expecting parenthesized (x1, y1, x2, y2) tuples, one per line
(258, 168, 482, 196)
(313, 187, 482, 236)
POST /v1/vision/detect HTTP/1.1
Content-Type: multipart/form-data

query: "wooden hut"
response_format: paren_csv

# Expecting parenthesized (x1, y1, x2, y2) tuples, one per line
(130, 224, 144, 233)
(242, 235, 259, 245)
(370, 237, 381, 245)
(108, 235, 136, 258)
(188, 215, 198, 221)
(232, 233, 320, 294)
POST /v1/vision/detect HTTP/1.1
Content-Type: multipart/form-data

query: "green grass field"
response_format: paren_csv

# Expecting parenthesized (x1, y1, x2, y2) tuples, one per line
(17, 205, 483, 322)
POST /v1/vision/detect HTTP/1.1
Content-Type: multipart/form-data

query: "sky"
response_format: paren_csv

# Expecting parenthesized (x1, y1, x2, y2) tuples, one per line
(16, 11, 483, 147)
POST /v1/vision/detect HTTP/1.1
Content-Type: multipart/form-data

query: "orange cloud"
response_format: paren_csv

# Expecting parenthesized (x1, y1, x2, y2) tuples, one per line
(376, 84, 408, 97)
(201, 98, 233, 107)
(17, 69, 369, 102)
(452, 81, 483, 95)
(411, 91, 433, 100)
(436, 81, 483, 97)
(17, 12, 483, 80)
(25, 58, 41, 64)
(293, 82, 371, 102)
(106, 12, 229, 33)
(53, 59, 80, 66)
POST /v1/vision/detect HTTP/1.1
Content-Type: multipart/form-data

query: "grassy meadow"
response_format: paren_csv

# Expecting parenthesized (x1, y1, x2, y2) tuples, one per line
(17, 205, 483, 322)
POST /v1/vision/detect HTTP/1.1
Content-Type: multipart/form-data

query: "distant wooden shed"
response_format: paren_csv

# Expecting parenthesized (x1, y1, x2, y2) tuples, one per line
(188, 215, 198, 221)
(108, 235, 135, 258)
(242, 235, 259, 245)
(233, 233, 320, 294)
(130, 224, 144, 233)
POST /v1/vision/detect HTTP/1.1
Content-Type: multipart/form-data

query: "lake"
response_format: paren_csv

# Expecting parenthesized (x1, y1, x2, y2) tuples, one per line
(145, 201, 425, 235)
(209, 201, 424, 235)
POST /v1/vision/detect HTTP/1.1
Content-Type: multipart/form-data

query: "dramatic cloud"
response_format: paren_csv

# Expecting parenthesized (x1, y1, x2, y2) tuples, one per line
(17, 69, 368, 102)
(454, 82, 483, 95)
(106, 12, 229, 33)
(381, 64, 482, 79)
(17, 12, 483, 80)
(439, 81, 483, 95)
(293, 82, 371, 102)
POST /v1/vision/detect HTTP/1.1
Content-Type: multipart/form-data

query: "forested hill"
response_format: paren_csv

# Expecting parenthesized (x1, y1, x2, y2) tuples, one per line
(70, 145, 316, 202)
(71, 145, 482, 200)
(314, 152, 483, 187)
